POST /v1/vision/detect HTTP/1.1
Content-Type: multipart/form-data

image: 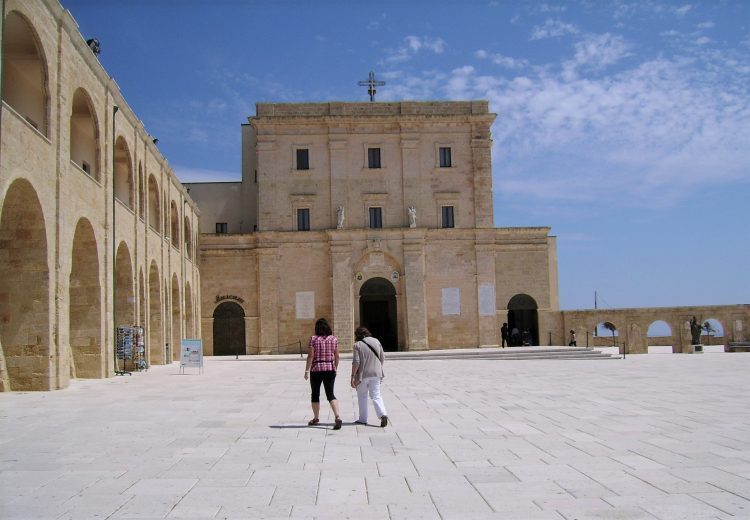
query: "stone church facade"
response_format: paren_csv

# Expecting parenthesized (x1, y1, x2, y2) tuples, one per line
(188, 102, 561, 353)
(0, 0, 200, 391)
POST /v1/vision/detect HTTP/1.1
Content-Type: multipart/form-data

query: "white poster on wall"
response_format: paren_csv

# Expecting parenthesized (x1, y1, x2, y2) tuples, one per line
(296, 291, 315, 319)
(478, 284, 495, 316)
(441, 287, 460, 316)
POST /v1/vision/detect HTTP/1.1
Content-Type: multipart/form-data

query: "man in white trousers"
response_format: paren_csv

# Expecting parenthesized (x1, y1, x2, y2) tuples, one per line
(350, 326, 388, 427)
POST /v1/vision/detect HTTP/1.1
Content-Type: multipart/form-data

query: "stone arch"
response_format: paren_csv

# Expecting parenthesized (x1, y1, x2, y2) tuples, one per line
(148, 261, 163, 364)
(647, 319, 673, 353)
(595, 320, 620, 346)
(69, 88, 100, 180)
(170, 201, 179, 249)
(137, 163, 145, 220)
(114, 242, 134, 327)
(184, 281, 194, 338)
(359, 277, 398, 351)
(1, 10, 49, 136)
(0, 179, 50, 391)
(69, 218, 101, 379)
(114, 137, 134, 209)
(212, 301, 245, 356)
(171, 274, 181, 361)
(184, 215, 193, 260)
(507, 294, 538, 346)
(148, 175, 160, 232)
(701, 317, 724, 346)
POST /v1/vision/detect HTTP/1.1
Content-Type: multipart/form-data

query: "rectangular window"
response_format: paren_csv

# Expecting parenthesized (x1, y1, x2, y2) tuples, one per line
(441, 206, 455, 228)
(216, 222, 228, 234)
(369, 207, 383, 228)
(296, 148, 309, 170)
(439, 147, 452, 168)
(297, 208, 310, 231)
(367, 147, 381, 169)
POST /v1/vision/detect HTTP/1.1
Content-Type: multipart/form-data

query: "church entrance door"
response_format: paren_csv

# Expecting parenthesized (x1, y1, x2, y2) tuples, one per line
(359, 277, 398, 351)
(213, 302, 245, 356)
(507, 294, 539, 346)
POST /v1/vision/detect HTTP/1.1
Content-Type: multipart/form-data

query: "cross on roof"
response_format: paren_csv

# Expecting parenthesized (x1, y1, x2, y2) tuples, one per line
(358, 71, 386, 102)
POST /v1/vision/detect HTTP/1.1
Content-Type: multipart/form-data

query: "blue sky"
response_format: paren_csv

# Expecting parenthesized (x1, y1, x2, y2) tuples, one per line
(62, 0, 749, 311)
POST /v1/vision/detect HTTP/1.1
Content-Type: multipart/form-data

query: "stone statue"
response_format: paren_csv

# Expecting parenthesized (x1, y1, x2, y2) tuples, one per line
(408, 206, 417, 228)
(336, 206, 344, 229)
(689, 316, 702, 345)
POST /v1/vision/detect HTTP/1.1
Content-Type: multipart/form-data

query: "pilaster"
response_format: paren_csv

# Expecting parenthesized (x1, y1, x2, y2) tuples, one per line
(256, 247, 278, 354)
(330, 240, 354, 351)
(471, 130, 494, 228)
(475, 237, 498, 347)
(403, 231, 428, 350)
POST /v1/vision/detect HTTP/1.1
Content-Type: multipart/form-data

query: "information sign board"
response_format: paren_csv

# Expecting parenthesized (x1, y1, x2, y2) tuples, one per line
(180, 339, 203, 374)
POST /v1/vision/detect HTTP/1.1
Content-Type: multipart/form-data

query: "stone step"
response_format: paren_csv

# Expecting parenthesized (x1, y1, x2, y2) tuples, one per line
(387, 347, 619, 361)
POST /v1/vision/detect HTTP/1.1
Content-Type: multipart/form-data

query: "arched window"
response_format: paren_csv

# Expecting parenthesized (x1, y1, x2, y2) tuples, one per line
(184, 215, 193, 260)
(170, 201, 179, 249)
(138, 164, 145, 219)
(1, 11, 49, 136)
(69, 88, 99, 180)
(148, 175, 160, 232)
(114, 137, 134, 209)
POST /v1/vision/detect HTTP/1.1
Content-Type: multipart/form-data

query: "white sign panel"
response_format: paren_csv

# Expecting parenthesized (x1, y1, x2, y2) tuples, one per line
(296, 291, 315, 319)
(478, 284, 495, 316)
(180, 339, 203, 374)
(441, 287, 460, 316)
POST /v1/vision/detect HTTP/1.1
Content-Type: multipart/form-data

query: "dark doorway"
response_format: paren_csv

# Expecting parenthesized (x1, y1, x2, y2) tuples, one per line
(213, 302, 245, 356)
(359, 277, 398, 351)
(507, 294, 539, 346)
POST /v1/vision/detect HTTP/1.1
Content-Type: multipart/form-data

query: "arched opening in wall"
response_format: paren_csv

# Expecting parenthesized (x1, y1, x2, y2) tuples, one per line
(0, 179, 50, 391)
(114, 243, 134, 334)
(184, 216, 193, 260)
(647, 320, 673, 353)
(171, 274, 180, 361)
(507, 294, 538, 346)
(359, 277, 398, 351)
(138, 270, 145, 327)
(185, 282, 194, 338)
(148, 262, 163, 364)
(702, 318, 724, 346)
(213, 302, 245, 356)
(148, 176, 160, 233)
(164, 279, 170, 361)
(69, 88, 99, 181)
(114, 137, 133, 209)
(138, 164, 145, 220)
(170, 201, 179, 249)
(69, 218, 101, 378)
(1, 11, 49, 136)
(595, 321, 619, 346)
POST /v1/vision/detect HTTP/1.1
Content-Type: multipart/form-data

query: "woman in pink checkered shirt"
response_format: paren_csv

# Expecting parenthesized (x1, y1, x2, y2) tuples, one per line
(304, 318, 342, 429)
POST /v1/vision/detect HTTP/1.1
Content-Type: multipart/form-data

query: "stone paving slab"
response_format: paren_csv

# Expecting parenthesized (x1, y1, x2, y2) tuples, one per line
(1, 354, 749, 519)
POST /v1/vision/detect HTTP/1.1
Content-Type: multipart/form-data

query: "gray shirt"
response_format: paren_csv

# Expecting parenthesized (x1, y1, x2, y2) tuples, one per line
(352, 337, 385, 382)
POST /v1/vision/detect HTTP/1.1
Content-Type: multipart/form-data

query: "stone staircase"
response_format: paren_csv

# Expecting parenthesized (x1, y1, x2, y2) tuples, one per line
(387, 346, 619, 361)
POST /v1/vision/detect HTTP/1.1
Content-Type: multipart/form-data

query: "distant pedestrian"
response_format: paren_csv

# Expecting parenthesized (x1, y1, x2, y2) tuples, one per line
(350, 326, 388, 427)
(304, 318, 342, 430)
(511, 326, 520, 346)
(500, 323, 509, 348)
(568, 329, 577, 347)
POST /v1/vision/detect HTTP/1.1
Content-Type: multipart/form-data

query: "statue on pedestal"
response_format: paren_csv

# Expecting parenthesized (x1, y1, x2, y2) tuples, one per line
(336, 206, 344, 229)
(408, 206, 417, 228)
(690, 316, 702, 345)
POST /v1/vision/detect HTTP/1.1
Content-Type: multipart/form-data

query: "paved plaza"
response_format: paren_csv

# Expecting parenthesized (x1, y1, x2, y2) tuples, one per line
(1, 351, 750, 519)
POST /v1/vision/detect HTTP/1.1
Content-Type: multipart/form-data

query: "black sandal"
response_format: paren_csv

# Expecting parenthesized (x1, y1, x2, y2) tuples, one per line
(308, 418, 319, 426)
(333, 418, 342, 430)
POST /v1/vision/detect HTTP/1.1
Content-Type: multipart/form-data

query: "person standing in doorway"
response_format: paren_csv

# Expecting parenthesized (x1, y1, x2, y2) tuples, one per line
(350, 326, 388, 427)
(500, 323, 509, 348)
(568, 329, 577, 347)
(304, 318, 342, 430)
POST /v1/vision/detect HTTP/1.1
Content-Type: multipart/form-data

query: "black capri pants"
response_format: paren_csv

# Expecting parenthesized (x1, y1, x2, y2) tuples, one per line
(309, 370, 337, 403)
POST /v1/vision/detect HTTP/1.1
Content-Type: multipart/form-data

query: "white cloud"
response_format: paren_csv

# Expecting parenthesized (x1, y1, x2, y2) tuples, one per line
(530, 19, 579, 40)
(476, 49, 528, 69)
(674, 4, 692, 17)
(694, 36, 711, 45)
(384, 36, 446, 64)
(563, 33, 632, 78)
(697, 21, 715, 29)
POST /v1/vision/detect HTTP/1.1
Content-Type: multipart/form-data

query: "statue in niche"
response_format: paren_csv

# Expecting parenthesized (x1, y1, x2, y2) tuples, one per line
(336, 206, 344, 229)
(689, 316, 702, 345)
(408, 206, 417, 228)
